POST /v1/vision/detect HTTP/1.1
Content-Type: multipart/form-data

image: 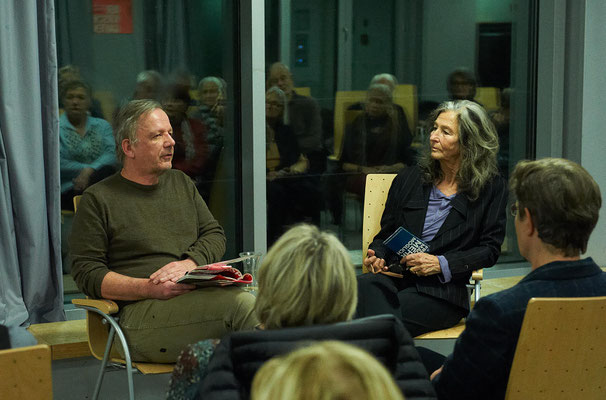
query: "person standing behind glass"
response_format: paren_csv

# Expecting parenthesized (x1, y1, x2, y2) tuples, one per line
(356, 100, 508, 337)
(59, 80, 116, 210)
(340, 83, 413, 198)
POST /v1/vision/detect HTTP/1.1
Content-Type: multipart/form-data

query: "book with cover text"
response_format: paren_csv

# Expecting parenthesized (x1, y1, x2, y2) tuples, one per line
(383, 226, 429, 258)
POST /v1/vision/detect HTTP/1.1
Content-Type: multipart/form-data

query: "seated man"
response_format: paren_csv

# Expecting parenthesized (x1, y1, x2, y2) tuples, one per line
(429, 158, 606, 399)
(70, 99, 257, 363)
(266, 62, 323, 157)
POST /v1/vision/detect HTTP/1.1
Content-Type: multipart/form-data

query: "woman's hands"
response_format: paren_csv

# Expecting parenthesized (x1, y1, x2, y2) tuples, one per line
(402, 253, 441, 276)
(363, 249, 388, 274)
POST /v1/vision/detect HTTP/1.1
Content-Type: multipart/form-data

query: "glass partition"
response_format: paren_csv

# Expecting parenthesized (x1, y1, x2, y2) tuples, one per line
(264, 0, 537, 266)
(55, 0, 244, 295)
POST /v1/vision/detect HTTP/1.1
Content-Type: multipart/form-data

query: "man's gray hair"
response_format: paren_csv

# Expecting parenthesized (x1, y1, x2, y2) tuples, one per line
(113, 99, 162, 163)
(370, 73, 399, 92)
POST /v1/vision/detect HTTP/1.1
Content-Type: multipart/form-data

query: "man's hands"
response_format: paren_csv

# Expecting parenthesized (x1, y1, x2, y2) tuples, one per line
(144, 258, 198, 300)
(144, 280, 196, 300)
(402, 253, 441, 276)
(150, 258, 197, 284)
(363, 249, 389, 274)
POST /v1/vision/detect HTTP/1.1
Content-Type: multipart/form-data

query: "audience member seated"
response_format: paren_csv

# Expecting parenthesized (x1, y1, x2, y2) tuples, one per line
(250, 341, 405, 400)
(132, 70, 164, 101)
(265, 86, 316, 244)
(59, 80, 117, 210)
(341, 82, 414, 199)
(266, 62, 323, 158)
(167, 224, 436, 400)
(447, 68, 478, 102)
(356, 100, 507, 337)
(189, 76, 227, 199)
(162, 84, 209, 187)
(348, 73, 413, 139)
(70, 99, 257, 363)
(427, 158, 606, 400)
(58, 65, 104, 119)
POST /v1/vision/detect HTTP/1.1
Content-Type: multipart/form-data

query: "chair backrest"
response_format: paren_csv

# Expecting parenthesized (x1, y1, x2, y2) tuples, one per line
(474, 87, 500, 112)
(362, 174, 397, 272)
(93, 90, 117, 123)
(333, 90, 367, 158)
(73, 195, 82, 212)
(0, 344, 52, 399)
(294, 86, 311, 97)
(393, 84, 417, 133)
(505, 296, 606, 400)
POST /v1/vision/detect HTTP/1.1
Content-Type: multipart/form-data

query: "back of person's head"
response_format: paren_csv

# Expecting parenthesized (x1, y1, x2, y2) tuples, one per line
(113, 99, 161, 163)
(510, 158, 601, 256)
(370, 73, 399, 93)
(251, 341, 405, 400)
(254, 224, 356, 329)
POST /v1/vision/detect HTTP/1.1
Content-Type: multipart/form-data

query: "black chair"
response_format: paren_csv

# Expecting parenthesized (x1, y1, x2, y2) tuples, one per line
(198, 315, 437, 400)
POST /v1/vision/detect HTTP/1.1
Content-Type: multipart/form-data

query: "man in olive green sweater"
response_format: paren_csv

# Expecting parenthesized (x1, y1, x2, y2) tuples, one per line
(70, 100, 257, 363)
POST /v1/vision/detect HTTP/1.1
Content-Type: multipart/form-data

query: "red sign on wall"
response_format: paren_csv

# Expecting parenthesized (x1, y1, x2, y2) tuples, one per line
(92, 0, 133, 34)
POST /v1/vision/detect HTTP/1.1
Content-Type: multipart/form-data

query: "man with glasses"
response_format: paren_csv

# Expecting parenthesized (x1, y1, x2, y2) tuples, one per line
(427, 158, 606, 399)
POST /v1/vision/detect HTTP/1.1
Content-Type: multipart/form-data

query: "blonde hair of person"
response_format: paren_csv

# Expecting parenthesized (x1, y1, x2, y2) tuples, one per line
(254, 224, 357, 329)
(251, 341, 405, 400)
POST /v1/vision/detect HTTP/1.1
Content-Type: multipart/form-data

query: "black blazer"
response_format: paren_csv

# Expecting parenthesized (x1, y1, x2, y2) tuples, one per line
(433, 258, 606, 399)
(197, 315, 436, 400)
(370, 166, 508, 310)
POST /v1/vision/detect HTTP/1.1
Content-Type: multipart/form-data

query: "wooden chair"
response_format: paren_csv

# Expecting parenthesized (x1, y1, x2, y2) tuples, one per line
(393, 84, 418, 133)
(0, 344, 52, 399)
(294, 86, 311, 97)
(474, 87, 501, 112)
(505, 296, 606, 400)
(332, 90, 367, 159)
(71, 195, 174, 400)
(362, 174, 483, 339)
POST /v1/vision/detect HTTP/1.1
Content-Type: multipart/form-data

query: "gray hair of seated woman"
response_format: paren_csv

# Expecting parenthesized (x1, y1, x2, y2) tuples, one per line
(254, 224, 356, 329)
(420, 100, 499, 201)
(251, 341, 405, 400)
(265, 85, 289, 125)
(197, 76, 227, 97)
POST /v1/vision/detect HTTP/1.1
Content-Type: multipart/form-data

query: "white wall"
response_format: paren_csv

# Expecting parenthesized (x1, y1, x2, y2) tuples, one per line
(582, 0, 606, 266)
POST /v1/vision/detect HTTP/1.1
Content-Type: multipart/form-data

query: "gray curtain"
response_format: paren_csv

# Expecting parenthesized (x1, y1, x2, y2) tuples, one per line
(0, 1, 64, 325)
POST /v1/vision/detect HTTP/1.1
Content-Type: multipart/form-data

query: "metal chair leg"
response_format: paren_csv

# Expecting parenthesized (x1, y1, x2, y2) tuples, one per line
(92, 325, 116, 400)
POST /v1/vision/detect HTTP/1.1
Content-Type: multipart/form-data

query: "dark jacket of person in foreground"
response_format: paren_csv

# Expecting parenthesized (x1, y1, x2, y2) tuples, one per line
(197, 315, 437, 400)
(433, 258, 606, 399)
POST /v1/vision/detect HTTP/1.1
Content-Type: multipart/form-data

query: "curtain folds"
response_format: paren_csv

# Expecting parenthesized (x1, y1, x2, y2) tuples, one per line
(0, 1, 64, 325)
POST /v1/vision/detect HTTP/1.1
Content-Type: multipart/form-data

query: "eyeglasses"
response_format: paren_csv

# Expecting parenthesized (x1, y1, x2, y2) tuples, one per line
(510, 203, 519, 217)
(266, 101, 283, 109)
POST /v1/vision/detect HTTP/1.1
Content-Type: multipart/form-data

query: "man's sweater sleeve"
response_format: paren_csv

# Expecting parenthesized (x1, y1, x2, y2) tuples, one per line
(184, 185, 226, 266)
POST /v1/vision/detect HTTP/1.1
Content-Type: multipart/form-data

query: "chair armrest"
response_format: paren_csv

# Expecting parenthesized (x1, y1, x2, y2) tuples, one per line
(472, 269, 483, 282)
(72, 298, 119, 315)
